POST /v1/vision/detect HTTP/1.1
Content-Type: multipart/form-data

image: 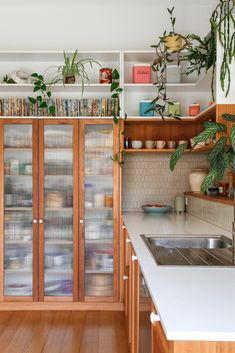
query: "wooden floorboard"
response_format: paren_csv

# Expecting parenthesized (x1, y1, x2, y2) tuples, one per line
(0, 311, 129, 353)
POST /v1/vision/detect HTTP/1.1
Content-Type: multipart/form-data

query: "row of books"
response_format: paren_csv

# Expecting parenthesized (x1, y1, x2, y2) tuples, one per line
(0, 98, 119, 117)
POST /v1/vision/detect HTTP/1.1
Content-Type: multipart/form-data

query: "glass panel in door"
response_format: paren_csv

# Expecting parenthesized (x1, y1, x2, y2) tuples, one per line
(84, 124, 114, 297)
(4, 124, 33, 296)
(44, 125, 73, 297)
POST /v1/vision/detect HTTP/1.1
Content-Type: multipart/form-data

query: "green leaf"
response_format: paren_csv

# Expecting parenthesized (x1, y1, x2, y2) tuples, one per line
(31, 73, 39, 78)
(49, 105, 56, 116)
(208, 136, 227, 166)
(28, 97, 36, 104)
(33, 86, 40, 92)
(116, 88, 123, 93)
(169, 143, 187, 171)
(200, 170, 217, 193)
(112, 69, 120, 80)
(222, 114, 235, 122)
(47, 91, 52, 98)
(113, 116, 119, 125)
(39, 102, 47, 109)
(41, 84, 47, 91)
(37, 96, 42, 103)
(38, 75, 43, 81)
(111, 93, 119, 99)
(230, 125, 235, 152)
(193, 124, 227, 143)
(111, 82, 119, 91)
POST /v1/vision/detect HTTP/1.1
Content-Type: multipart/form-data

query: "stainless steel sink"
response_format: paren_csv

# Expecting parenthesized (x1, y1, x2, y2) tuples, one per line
(141, 235, 234, 266)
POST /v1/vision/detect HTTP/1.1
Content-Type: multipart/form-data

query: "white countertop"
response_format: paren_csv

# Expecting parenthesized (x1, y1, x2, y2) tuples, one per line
(123, 211, 235, 342)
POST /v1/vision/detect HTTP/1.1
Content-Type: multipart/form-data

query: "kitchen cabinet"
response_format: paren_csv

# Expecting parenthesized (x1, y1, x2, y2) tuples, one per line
(0, 118, 120, 305)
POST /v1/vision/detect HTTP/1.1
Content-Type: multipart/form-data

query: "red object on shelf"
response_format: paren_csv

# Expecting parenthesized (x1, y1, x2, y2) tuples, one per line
(99, 68, 112, 84)
(132, 64, 151, 84)
(189, 103, 200, 116)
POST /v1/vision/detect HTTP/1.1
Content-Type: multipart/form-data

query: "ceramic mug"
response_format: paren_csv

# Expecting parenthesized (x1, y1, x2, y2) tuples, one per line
(167, 141, 176, 149)
(178, 140, 188, 148)
(190, 139, 205, 149)
(145, 140, 156, 149)
(132, 140, 142, 149)
(156, 141, 166, 149)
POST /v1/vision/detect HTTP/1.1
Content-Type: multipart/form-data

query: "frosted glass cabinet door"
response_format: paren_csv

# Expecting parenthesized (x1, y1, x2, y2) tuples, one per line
(42, 124, 74, 297)
(84, 124, 114, 297)
(3, 123, 35, 297)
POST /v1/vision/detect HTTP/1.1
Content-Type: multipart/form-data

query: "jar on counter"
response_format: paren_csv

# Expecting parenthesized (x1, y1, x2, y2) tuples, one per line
(189, 169, 207, 193)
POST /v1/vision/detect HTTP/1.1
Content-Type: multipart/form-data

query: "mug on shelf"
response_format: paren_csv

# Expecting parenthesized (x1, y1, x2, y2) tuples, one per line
(190, 139, 205, 149)
(145, 140, 156, 149)
(156, 141, 166, 149)
(178, 140, 188, 147)
(167, 141, 176, 149)
(132, 140, 142, 149)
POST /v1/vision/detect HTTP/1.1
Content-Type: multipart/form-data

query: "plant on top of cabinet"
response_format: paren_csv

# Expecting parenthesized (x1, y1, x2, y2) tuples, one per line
(170, 114, 235, 193)
(50, 49, 100, 90)
(28, 73, 55, 116)
(150, 7, 191, 120)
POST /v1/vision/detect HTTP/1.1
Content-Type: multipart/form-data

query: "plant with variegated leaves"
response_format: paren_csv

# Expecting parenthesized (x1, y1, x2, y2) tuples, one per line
(170, 114, 235, 193)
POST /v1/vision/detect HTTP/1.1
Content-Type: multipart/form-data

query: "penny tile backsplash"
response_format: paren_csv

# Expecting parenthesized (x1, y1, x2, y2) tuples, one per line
(122, 153, 209, 211)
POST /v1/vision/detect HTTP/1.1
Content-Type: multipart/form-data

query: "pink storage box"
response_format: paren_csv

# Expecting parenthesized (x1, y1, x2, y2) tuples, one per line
(132, 64, 151, 84)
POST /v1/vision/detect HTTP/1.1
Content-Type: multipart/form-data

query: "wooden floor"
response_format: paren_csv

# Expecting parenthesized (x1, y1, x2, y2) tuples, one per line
(0, 311, 129, 353)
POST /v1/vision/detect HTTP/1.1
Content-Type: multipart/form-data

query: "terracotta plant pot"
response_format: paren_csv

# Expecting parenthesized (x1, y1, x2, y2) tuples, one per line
(164, 35, 183, 52)
(65, 75, 76, 84)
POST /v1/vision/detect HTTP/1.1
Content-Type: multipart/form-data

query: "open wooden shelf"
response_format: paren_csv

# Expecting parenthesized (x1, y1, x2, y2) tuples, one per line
(123, 145, 213, 154)
(185, 192, 233, 206)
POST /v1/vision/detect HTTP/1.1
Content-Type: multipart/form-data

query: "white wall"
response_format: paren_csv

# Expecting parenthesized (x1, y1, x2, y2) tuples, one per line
(0, 2, 214, 51)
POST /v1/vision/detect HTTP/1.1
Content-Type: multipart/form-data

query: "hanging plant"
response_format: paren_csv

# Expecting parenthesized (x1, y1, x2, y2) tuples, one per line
(150, 7, 192, 119)
(110, 68, 127, 167)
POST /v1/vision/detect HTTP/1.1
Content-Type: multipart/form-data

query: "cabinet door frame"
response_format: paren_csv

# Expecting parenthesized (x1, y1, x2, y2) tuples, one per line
(0, 118, 39, 302)
(78, 119, 120, 302)
(38, 119, 79, 302)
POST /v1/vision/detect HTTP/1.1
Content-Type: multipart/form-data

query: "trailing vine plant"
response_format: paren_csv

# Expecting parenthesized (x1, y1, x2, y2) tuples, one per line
(28, 73, 55, 116)
(170, 114, 235, 192)
(110, 68, 127, 166)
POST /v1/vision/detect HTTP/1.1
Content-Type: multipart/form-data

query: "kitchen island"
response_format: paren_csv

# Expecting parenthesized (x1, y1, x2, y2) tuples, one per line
(123, 211, 235, 342)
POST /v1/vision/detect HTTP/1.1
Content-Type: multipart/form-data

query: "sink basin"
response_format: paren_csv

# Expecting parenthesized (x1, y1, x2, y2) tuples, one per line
(146, 235, 231, 249)
(141, 235, 234, 266)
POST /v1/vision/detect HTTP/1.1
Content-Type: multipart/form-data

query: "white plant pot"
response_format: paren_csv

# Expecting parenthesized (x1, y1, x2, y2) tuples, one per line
(189, 169, 207, 193)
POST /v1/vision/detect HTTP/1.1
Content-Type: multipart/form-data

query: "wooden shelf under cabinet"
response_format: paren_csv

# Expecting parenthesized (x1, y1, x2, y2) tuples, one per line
(185, 192, 233, 206)
(123, 145, 213, 154)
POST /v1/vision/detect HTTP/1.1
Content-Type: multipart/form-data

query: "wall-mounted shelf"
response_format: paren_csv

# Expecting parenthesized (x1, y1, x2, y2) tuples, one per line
(0, 83, 111, 93)
(185, 192, 233, 206)
(123, 145, 213, 153)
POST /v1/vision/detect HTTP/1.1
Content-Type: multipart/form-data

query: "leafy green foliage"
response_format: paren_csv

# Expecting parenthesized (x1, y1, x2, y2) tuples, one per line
(28, 73, 55, 116)
(2, 75, 16, 84)
(193, 123, 227, 143)
(169, 143, 187, 171)
(230, 125, 235, 152)
(222, 114, 235, 122)
(200, 170, 217, 193)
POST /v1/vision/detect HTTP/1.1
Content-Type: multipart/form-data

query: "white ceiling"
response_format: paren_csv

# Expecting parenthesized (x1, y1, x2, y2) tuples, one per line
(0, 0, 218, 6)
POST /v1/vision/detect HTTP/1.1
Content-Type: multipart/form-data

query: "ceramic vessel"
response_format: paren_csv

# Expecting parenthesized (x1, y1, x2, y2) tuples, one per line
(189, 169, 207, 193)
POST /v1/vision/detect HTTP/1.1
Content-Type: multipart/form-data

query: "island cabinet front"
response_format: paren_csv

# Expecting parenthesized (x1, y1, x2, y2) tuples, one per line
(0, 118, 120, 306)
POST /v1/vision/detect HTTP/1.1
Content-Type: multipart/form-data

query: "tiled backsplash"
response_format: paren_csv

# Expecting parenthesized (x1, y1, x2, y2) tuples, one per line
(122, 153, 208, 211)
(187, 196, 233, 232)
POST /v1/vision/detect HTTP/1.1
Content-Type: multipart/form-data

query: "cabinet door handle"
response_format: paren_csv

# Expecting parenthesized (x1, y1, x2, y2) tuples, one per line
(33, 219, 37, 224)
(150, 312, 160, 324)
(123, 275, 128, 280)
(39, 219, 43, 224)
(126, 238, 131, 243)
(80, 219, 84, 224)
(132, 255, 137, 262)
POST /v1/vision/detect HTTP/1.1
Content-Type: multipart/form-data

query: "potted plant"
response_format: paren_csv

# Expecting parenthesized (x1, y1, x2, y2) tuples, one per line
(163, 7, 184, 52)
(51, 49, 100, 89)
(169, 114, 235, 193)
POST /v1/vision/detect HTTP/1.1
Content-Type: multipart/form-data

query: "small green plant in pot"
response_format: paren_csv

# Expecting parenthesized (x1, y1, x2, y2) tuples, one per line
(51, 49, 100, 91)
(170, 114, 235, 193)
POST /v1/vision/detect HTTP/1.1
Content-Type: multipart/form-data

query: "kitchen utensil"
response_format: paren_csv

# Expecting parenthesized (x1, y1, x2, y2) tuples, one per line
(132, 140, 142, 149)
(145, 141, 156, 149)
(174, 195, 185, 214)
(167, 141, 176, 149)
(156, 141, 166, 149)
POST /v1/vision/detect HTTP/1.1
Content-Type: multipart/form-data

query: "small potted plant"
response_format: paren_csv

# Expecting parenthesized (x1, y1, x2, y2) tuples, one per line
(51, 49, 100, 88)
(163, 7, 183, 52)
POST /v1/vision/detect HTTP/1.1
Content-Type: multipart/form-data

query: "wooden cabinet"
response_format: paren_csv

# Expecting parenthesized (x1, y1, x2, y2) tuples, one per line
(0, 118, 120, 306)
